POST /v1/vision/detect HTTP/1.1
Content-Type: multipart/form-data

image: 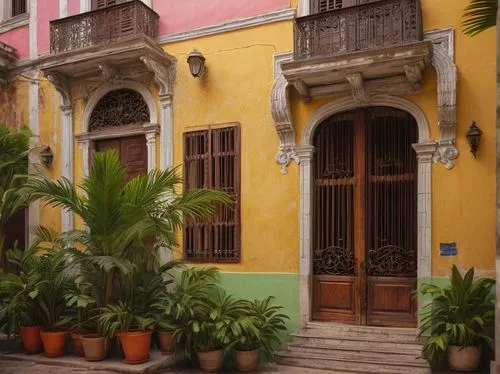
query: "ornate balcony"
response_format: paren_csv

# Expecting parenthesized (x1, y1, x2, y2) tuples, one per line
(0, 41, 17, 85)
(50, 0, 159, 55)
(294, 0, 423, 60)
(277, 0, 431, 103)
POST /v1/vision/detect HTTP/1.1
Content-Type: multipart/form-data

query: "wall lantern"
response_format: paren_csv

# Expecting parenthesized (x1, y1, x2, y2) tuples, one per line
(466, 121, 483, 158)
(40, 146, 54, 168)
(187, 49, 206, 78)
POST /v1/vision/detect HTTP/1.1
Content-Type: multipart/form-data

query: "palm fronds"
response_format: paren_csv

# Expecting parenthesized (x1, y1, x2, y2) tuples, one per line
(462, 0, 497, 36)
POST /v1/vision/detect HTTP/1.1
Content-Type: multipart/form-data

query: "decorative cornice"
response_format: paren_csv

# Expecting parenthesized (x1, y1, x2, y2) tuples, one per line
(157, 8, 296, 44)
(45, 72, 71, 107)
(271, 52, 298, 175)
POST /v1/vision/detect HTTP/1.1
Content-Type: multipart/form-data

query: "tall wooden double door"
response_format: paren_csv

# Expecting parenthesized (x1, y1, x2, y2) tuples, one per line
(312, 107, 418, 327)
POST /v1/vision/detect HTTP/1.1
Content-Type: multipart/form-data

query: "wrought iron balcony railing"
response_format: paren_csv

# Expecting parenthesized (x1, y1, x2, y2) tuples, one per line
(294, 0, 423, 60)
(50, 0, 159, 55)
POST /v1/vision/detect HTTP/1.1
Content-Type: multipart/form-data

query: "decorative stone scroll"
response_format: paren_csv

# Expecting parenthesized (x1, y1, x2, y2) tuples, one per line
(426, 29, 459, 169)
(271, 53, 299, 175)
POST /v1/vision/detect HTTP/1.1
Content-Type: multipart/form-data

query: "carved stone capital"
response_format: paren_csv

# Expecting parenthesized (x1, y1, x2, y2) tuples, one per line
(271, 53, 298, 175)
(61, 105, 72, 116)
(346, 73, 370, 104)
(433, 140, 459, 170)
(45, 72, 71, 107)
(412, 140, 438, 162)
(296, 145, 315, 164)
(141, 55, 176, 96)
(159, 93, 173, 107)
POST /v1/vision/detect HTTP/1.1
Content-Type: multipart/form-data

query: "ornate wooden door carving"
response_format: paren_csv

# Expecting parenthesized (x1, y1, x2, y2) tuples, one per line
(312, 108, 418, 327)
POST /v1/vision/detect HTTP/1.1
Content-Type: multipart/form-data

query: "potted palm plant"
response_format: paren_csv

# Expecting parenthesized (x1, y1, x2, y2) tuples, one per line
(99, 301, 155, 364)
(0, 246, 45, 354)
(26, 150, 230, 362)
(65, 286, 95, 357)
(154, 267, 219, 355)
(35, 249, 73, 358)
(226, 296, 289, 372)
(418, 265, 495, 372)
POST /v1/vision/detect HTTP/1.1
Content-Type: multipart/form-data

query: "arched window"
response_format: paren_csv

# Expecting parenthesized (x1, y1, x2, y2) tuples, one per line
(89, 89, 150, 132)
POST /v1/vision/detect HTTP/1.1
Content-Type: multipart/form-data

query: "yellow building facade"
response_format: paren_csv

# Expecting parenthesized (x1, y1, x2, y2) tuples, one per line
(0, 0, 496, 335)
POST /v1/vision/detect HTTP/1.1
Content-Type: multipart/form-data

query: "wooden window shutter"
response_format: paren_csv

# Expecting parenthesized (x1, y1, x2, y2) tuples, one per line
(310, 0, 362, 13)
(183, 126, 241, 263)
(92, 0, 129, 10)
(11, 0, 27, 17)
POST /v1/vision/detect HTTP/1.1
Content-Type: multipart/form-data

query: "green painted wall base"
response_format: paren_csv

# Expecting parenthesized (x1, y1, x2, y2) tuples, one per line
(219, 272, 300, 334)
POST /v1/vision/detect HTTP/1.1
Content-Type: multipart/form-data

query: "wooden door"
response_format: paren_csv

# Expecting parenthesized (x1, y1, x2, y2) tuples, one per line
(95, 135, 147, 181)
(312, 108, 418, 327)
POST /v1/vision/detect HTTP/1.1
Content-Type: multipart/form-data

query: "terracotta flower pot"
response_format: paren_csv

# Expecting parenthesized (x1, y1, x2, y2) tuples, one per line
(448, 345, 482, 372)
(157, 330, 175, 354)
(71, 332, 86, 357)
(80, 334, 109, 362)
(197, 349, 224, 373)
(20, 326, 42, 354)
(116, 330, 152, 364)
(40, 331, 68, 358)
(236, 350, 259, 372)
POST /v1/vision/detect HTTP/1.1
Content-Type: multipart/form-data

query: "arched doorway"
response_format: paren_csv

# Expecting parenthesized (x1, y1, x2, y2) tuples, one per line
(87, 88, 151, 180)
(312, 107, 418, 327)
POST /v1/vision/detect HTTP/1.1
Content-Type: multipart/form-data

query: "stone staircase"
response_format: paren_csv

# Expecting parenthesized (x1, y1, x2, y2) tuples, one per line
(277, 322, 431, 374)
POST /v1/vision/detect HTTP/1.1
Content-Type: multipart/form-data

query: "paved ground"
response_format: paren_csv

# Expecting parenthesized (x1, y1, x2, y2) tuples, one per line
(0, 359, 334, 374)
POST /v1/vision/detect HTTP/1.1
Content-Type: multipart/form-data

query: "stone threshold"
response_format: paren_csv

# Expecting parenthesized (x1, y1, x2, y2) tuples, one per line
(0, 350, 182, 374)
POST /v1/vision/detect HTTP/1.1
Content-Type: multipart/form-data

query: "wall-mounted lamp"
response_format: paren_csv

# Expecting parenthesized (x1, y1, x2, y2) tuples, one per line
(40, 146, 54, 168)
(187, 49, 206, 78)
(466, 121, 483, 158)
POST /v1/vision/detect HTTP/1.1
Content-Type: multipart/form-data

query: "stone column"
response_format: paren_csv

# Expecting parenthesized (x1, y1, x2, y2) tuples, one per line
(145, 130, 157, 171)
(297, 144, 315, 328)
(78, 139, 91, 177)
(159, 94, 173, 169)
(61, 105, 74, 232)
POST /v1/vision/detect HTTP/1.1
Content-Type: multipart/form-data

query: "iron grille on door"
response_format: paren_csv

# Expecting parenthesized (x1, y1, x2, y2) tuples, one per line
(183, 126, 241, 263)
(11, 0, 27, 17)
(92, 0, 128, 10)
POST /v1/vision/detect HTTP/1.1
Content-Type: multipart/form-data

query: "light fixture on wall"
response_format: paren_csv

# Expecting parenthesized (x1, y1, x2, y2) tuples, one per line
(187, 49, 206, 78)
(40, 146, 54, 168)
(466, 121, 483, 158)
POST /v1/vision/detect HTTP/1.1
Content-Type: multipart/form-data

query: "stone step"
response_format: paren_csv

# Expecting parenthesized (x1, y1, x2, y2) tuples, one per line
(305, 322, 421, 342)
(286, 342, 425, 362)
(291, 332, 424, 349)
(277, 351, 431, 374)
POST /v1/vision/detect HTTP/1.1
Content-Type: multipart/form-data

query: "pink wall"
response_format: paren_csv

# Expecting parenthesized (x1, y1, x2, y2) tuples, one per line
(0, 27, 29, 59)
(68, 0, 80, 16)
(38, 1, 59, 55)
(152, 0, 290, 36)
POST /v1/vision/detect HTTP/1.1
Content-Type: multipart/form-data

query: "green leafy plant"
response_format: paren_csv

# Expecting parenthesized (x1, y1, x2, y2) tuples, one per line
(226, 296, 289, 361)
(26, 150, 231, 334)
(154, 267, 219, 331)
(418, 265, 495, 368)
(98, 301, 156, 338)
(0, 246, 43, 335)
(0, 125, 31, 266)
(462, 0, 497, 36)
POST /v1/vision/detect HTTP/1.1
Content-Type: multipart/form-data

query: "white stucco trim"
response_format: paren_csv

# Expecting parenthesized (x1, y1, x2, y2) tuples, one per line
(59, 0, 67, 18)
(141, 0, 152, 7)
(80, 0, 90, 13)
(157, 8, 296, 44)
(28, 71, 40, 245)
(297, 95, 435, 327)
(29, 0, 36, 59)
(80, 82, 159, 176)
(298, 0, 310, 17)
